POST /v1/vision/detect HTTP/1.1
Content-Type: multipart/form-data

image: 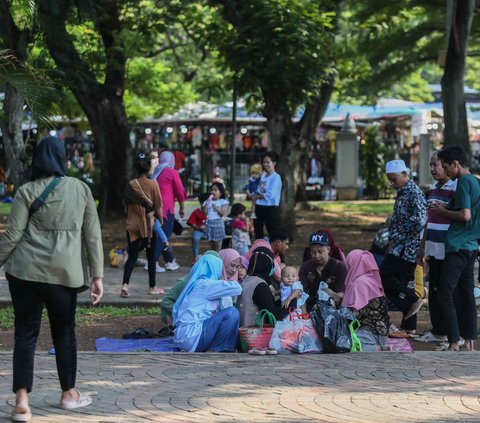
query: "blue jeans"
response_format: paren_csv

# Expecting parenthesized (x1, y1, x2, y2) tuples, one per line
(192, 229, 206, 257)
(195, 307, 240, 352)
(155, 211, 174, 263)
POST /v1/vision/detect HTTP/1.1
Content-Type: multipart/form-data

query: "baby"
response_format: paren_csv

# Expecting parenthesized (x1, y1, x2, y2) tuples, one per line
(280, 266, 309, 316)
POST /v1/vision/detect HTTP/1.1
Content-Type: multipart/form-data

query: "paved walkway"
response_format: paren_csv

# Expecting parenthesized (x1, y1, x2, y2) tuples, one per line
(1, 351, 480, 422)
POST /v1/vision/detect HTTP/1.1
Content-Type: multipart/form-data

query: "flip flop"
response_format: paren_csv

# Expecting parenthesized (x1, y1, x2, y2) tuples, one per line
(120, 288, 129, 298)
(149, 287, 165, 295)
(248, 347, 266, 355)
(11, 406, 32, 422)
(60, 391, 92, 410)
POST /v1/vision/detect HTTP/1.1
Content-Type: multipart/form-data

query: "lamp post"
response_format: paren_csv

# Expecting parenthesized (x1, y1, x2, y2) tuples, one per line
(229, 80, 237, 203)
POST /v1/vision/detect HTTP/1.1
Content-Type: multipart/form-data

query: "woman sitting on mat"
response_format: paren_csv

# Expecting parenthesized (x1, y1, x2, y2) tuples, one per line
(173, 255, 242, 352)
(236, 247, 293, 327)
(342, 249, 390, 352)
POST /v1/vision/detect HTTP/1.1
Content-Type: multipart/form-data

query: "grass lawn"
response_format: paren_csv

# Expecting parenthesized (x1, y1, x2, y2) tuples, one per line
(310, 200, 394, 216)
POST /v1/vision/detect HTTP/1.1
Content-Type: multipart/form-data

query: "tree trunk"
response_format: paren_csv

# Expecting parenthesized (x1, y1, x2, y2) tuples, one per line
(441, 0, 475, 155)
(0, 84, 30, 188)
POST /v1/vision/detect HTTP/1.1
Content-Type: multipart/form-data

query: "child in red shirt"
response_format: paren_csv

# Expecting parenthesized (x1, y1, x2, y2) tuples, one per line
(187, 193, 208, 260)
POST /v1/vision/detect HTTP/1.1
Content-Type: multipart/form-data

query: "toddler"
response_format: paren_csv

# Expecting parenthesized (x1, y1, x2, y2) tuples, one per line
(187, 193, 209, 261)
(202, 182, 229, 251)
(230, 203, 251, 255)
(280, 266, 309, 316)
(244, 163, 262, 219)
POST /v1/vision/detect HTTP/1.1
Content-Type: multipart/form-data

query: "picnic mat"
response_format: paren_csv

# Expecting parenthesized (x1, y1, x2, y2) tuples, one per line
(386, 337, 413, 352)
(95, 336, 180, 352)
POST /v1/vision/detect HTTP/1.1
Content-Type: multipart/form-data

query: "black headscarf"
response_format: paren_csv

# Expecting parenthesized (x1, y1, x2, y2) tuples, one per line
(31, 136, 66, 181)
(247, 246, 275, 285)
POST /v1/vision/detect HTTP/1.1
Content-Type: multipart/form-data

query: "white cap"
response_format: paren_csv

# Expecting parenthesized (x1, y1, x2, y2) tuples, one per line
(386, 159, 408, 174)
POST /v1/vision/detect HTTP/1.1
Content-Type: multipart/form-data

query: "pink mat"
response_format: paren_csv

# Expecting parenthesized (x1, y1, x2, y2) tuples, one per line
(386, 337, 413, 352)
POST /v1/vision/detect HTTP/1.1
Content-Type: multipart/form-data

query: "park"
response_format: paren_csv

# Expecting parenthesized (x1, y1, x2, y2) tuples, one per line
(1, 1, 480, 422)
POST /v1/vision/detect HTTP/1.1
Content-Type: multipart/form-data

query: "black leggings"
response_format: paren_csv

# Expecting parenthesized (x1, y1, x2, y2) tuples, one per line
(254, 205, 280, 240)
(7, 275, 77, 393)
(123, 236, 157, 288)
(379, 254, 418, 331)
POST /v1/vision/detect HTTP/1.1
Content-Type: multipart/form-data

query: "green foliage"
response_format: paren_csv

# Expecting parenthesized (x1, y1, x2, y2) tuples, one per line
(360, 126, 390, 199)
(124, 58, 196, 121)
(210, 0, 335, 113)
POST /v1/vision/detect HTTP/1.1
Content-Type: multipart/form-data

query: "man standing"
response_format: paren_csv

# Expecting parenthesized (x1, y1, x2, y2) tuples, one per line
(299, 231, 347, 310)
(431, 145, 480, 351)
(380, 160, 427, 333)
(416, 152, 457, 343)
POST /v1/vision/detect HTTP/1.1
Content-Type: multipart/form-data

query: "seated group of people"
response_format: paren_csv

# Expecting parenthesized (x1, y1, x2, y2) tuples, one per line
(161, 227, 391, 353)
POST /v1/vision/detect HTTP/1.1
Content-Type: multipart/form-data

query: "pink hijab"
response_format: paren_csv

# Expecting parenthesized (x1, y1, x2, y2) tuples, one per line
(159, 151, 175, 169)
(219, 248, 241, 281)
(342, 249, 384, 311)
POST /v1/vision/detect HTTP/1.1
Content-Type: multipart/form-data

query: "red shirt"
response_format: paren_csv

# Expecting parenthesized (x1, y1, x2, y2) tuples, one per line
(187, 208, 206, 228)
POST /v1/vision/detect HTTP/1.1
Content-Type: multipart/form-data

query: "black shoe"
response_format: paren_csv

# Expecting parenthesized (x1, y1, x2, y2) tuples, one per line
(122, 327, 153, 339)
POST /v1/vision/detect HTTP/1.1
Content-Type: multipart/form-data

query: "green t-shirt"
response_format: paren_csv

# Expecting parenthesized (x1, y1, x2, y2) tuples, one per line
(445, 173, 480, 253)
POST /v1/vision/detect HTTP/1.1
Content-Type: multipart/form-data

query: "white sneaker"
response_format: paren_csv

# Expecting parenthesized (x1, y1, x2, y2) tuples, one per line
(164, 260, 180, 271)
(144, 263, 166, 273)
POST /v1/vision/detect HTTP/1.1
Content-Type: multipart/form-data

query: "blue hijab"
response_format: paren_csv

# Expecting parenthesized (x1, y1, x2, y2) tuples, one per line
(31, 136, 66, 181)
(172, 254, 223, 320)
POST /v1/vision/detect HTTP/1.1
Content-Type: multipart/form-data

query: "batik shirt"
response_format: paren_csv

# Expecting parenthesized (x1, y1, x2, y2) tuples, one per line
(388, 179, 427, 263)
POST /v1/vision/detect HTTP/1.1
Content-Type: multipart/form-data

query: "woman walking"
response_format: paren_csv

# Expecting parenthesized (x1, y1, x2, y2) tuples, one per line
(0, 136, 104, 421)
(121, 153, 164, 297)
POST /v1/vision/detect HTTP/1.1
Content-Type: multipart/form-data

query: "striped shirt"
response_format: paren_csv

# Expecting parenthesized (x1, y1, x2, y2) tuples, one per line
(424, 179, 457, 259)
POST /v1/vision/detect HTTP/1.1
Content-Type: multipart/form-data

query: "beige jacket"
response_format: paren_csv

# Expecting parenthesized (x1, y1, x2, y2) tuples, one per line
(0, 176, 104, 288)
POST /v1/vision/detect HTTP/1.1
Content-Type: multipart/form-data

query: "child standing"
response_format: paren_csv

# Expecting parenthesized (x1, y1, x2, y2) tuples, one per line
(230, 203, 251, 256)
(280, 266, 309, 316)
(202, 182, 229, 252)
(244, 163, 262, 219)
(187, 193, 209, 261)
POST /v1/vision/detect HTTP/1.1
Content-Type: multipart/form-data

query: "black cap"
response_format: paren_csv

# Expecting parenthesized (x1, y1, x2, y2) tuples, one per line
(309, 231, 330, 246)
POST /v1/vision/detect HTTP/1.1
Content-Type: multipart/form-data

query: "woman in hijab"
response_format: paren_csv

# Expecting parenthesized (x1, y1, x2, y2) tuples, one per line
(0, 136, 104, 420)
(219, 248, 241, 281)
(173, 255, 242, 352)
(342, 249, 390, 352)
(236, 247, 289, 326)
(153, 150, 187, 271)
(302, 228, 346, 263)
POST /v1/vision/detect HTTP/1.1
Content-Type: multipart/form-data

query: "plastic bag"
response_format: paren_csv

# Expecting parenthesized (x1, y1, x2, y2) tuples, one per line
(109, 246, 127, 268)
(269, 318, 322, 354)
(311, 300, 355, 353)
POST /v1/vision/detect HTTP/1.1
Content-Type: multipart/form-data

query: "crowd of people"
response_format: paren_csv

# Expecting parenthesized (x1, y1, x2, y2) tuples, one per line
(0, 134, 478, 421)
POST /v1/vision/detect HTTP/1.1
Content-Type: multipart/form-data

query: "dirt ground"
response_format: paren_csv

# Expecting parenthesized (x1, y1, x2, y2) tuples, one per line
(0, 207, 477, 352)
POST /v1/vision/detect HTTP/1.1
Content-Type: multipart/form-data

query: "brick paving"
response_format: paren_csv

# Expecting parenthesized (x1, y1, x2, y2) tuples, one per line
(1, 351, 480, 422)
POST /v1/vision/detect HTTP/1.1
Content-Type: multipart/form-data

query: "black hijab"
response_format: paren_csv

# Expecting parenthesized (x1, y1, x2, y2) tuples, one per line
(247, 246, 275, 285)
(31, 136, 66, 181)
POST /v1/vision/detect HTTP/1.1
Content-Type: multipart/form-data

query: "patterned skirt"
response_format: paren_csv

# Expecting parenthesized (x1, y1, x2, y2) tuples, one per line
(206, 218, 226, 241)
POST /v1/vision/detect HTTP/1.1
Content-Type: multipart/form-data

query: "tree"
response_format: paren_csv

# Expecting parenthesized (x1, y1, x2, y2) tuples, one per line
(0, 0, 56, 189)
(441, 0, 476, 153)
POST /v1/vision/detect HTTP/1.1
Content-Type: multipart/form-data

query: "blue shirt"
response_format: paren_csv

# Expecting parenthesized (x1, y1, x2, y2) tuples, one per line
(256, 171, 282, 207)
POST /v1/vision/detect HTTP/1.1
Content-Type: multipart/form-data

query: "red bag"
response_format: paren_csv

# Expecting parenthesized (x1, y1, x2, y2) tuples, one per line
(238, 309, 277, 352)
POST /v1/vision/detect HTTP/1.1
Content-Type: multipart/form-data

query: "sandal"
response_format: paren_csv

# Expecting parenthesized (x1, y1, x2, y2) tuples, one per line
(11, 406, 32, 422)
(60, 391, 92, 410)
(149, 287, 165, 295)
(248, 347, 266, 355)
(120, 288, 129, 298)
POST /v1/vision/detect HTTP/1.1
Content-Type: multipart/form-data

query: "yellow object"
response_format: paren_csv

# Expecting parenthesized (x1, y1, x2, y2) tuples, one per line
(414, 265, 425, 299)
(109, 246, 126, 268)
